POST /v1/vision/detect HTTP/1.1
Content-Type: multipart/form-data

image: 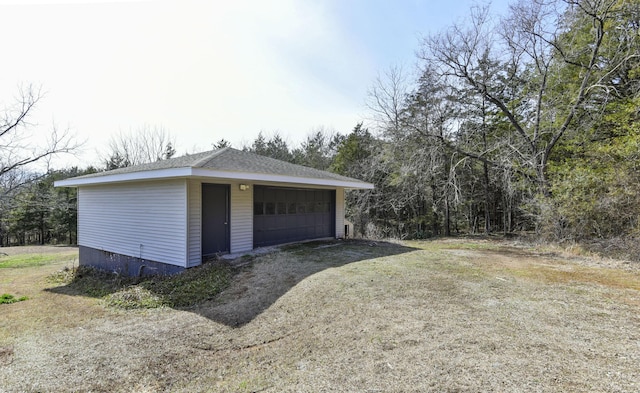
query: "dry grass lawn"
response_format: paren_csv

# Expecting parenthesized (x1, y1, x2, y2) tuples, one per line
(1, 239, 639, 392)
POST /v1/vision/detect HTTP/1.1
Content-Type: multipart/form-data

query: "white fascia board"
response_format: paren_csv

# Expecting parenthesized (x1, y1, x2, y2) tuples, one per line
(190, 168, 374, 189)
(54, 168, 194, 187)
(54, 167, 375, 190)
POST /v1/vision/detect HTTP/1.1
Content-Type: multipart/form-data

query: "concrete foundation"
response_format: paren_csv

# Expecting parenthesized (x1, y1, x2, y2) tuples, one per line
(79, 246, 185, 276)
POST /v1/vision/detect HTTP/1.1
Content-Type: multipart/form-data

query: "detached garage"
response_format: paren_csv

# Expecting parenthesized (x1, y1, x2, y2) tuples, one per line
(55, 147, 373, 275)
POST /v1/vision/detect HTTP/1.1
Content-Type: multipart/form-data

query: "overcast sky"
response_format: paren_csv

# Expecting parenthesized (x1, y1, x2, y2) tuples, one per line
(0, 0, 511, 169)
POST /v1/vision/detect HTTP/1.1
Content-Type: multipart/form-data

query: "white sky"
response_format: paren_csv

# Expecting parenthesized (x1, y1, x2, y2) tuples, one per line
(0, 0, 511, 170)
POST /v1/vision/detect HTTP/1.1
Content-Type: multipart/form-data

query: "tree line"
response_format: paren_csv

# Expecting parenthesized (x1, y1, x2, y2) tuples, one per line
(1, 0, 638, 256)
(248, 0, 640, 253)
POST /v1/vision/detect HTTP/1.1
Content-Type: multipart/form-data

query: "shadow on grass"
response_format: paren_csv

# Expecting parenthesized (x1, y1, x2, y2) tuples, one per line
(194, 239, 417, 327)
(47, 239, 417, 327)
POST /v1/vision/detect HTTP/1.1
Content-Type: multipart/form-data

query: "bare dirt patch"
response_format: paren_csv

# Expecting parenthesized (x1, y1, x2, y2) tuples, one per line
(1, 239, 639, 392)
(0, 346, 13, 367)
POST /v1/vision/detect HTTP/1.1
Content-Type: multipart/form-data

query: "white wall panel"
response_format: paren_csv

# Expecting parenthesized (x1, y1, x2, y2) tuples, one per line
(78, 180, 188, 267)
(335, 188, 345, 238)
(230, 182, 253, 253)
(186, 179, 202, 267)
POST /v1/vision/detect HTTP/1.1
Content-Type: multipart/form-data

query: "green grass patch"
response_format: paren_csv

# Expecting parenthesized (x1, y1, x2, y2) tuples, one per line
(50, 262, 233, 309)
(0, 253, 77, 269)
(0, 293, 28, 304)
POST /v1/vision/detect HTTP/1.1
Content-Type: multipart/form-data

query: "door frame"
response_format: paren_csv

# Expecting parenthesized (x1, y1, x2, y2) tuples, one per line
(201, 183, 230, 256)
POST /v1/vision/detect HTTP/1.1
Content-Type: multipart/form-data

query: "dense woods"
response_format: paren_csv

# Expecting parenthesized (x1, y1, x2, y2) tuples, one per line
(1, 0, 638, 257)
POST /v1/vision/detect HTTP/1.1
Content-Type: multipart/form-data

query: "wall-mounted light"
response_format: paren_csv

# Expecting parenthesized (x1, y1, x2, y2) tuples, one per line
(239, 184, 249, 191)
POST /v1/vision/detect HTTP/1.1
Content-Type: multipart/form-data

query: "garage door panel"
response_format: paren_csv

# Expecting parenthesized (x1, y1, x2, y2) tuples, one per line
(276, 215, 287, 229)
(254, 186, 335, 247)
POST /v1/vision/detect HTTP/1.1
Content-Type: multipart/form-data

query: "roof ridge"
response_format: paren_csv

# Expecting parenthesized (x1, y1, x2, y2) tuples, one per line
(192, 147, 230, 168)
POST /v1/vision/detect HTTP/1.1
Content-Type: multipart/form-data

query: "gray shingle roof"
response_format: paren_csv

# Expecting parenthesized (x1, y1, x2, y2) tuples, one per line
(65, 147, 370, 186)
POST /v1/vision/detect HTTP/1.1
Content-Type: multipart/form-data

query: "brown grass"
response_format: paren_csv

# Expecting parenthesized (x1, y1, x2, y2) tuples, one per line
(1, 239, 639, 392)
(0, 248, 105, 343)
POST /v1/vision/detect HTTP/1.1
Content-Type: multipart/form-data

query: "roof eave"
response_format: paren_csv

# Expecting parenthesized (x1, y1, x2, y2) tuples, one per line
(54, 167, 195, 187)
(54, 167, 374, 189)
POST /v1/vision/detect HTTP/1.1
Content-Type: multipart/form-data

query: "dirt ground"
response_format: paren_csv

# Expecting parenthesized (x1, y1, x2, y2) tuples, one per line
(1, 239, 639, 392)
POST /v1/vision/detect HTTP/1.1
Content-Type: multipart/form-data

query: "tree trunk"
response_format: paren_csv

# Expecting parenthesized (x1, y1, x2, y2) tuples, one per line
(483, 162, 491, 234)
(444, 197, 451, 236)
(39, 212, 45, 245)
(431, 182, 439, 236)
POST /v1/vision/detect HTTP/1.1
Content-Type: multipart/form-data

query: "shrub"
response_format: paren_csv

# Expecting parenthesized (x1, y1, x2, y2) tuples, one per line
(49, 262, 233, 309)
(0, 294, 28, 304)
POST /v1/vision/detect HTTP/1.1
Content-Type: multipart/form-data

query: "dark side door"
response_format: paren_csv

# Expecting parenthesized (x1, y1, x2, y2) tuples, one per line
(202, 183, 230, 256)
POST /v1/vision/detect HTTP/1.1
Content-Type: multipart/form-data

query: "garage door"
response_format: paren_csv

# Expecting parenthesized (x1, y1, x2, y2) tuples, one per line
(253, 186, 335, 247)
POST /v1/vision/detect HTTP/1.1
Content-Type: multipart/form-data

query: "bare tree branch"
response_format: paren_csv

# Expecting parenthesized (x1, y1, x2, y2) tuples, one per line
(421, 0, 623, 194)
(0, 84, 41, 140)
(0, 85, 79, 188)
(101, 125, 176, 169)
(366, 64, 411, 136)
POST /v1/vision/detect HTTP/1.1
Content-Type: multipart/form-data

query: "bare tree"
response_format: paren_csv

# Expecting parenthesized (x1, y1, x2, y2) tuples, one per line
(366, 64, 411, 137)
(422, 0, 624, 195)
(0, 84, 77, 191)
(103, 125, 176, 169)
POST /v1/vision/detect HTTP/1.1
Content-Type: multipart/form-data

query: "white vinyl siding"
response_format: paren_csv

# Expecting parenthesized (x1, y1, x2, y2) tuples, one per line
(335, 188, 345, 238)
(187, 179, 202, 267)
(78, 180, 188, 267)
(185, 181, 253, 260)
(230, 182, 253, 253)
